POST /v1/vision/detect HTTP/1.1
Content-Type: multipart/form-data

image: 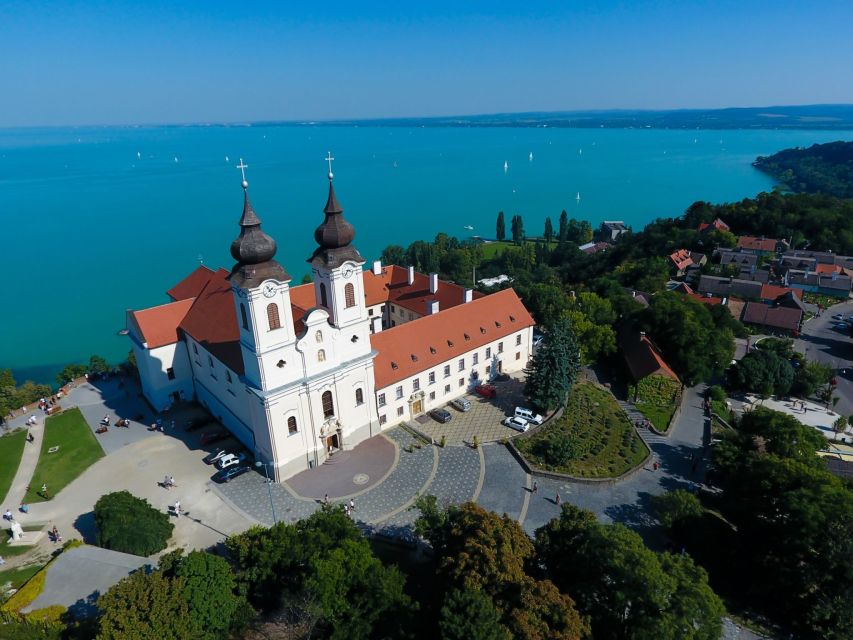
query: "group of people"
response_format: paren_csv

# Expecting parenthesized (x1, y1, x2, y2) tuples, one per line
(322, 494, 357, 518)
(163, 475, 177, 490)
(37, 396, 59, 412)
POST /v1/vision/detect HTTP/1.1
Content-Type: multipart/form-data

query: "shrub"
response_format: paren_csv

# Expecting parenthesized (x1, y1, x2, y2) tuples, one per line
(1, 566, 47, 612)
(94, 491, 173, 556)
(707, 385, 726, 402)
(650, 489, 704, 529)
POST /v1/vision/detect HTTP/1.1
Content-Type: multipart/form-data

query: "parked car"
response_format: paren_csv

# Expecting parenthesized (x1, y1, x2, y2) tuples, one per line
(202, 448, 229, 465)
(450, 397, 471, 412)
(474, 384, 497, 398)
(514, 407, 544, 425)
(833, 313, 844, 320)
(503, 416, 530, 432)
(533, 335, 544, 349)
(213, 465, 250, 483)
(430, 408, 452, 423)
(217, 452, 248, 470)
(199, 430, 228, 446)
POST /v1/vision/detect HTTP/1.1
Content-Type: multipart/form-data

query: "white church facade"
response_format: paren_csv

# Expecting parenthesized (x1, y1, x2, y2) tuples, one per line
(127, 163, 535, 481)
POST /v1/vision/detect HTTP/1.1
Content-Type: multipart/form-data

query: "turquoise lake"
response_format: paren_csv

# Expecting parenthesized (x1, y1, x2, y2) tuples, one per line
(2, 125, 851, 383)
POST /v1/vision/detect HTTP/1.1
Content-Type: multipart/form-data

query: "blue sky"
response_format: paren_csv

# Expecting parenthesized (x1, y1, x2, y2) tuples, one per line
(2, 0, 852, 126)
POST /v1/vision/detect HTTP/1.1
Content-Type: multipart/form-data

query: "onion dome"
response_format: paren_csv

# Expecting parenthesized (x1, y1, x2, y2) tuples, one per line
(228, 177, 289, 288)
(309, 164, 364, 268)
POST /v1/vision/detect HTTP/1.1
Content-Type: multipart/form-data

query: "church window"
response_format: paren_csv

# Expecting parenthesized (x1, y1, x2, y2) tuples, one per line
(413, 378, 420, 392)
(444, 384, 451, 394)
(315, 330, 323, 343)
(355, 388, 364, 405)
(516, 334, 522, 346)
(395, 386, 403, 400)
(443, 365, 450, 378)
(429, 391, 435, 401)
(166, 367, 175, 380)
(287, 416, 298, 434)
(317, 349, 326, 363)
(322, 391, 335, 418)
(240, 304, 248, 330)
(267, 303, 281, 331)
(378, 393, 386, 407)
(320, 283, 328, 307)
(516, 352, 521, 360)
(458, 358, 465, 371)
(344, 283, 356, 308)
(379, 414, 387, 425)
(369, 308, 374, 316)
(397, 407, 404, 417)
(498, 342, 504, 353)
(459, 378, 464, 387)
(473, 353, 479, 365)
(486, 347, 492, 358)
(428, 372, 435, 384)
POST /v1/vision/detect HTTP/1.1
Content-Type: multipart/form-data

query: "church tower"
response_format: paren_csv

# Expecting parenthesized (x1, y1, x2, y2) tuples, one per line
(308, 154, 370, 332)
(228, 161, 298, 391)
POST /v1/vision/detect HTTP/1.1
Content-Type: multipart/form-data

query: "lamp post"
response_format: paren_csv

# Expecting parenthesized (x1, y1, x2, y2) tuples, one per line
(255, 460, 277, 525)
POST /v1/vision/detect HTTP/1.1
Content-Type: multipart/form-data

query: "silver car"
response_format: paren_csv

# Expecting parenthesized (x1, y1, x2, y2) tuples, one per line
(450, 397, 471, 412)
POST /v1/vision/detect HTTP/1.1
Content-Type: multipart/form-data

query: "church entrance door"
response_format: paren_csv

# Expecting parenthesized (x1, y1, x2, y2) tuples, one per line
(412, 399, 424, 415)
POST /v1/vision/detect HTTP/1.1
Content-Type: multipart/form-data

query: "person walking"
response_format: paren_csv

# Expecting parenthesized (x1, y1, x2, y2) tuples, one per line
(532, 480, 538, 494)
(164, 475, 171, 490)
(555, 492, 561, 506)
(41, 484, 48, 499)
(349, 498, 355, 512)
(174, 501, 181, 518)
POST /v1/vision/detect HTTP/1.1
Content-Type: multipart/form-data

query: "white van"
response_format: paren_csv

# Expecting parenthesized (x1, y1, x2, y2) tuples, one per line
(514, 407, 544, 425)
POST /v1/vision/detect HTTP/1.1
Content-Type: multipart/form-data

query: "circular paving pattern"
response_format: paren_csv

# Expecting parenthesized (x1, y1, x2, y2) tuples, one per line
(353, 473, 370, 485)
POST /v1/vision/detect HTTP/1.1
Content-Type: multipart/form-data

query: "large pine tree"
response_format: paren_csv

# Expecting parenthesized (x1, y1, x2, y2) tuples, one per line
(496, 211, 506, 241)
(524, 318, 580, 413)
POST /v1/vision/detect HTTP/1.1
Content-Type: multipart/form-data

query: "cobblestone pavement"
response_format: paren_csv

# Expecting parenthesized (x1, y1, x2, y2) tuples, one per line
(415, 376, 530, 444)
(476, 443, 528, 521)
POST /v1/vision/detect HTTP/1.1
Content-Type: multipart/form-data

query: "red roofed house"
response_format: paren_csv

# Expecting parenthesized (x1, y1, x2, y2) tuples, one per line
(620, 330, 680, 386)
(668, 249, 694, 277)
(698, 218, 729, 235)
(736, 236, 789, 256)
(127, 169, 535, 481)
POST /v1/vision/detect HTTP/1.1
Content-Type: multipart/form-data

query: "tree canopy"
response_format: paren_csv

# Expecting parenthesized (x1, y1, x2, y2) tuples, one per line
(730, 348, 795, 397)
(94, 491, 173, 556)
(754, 140, 853, 199)
(524, 317, 581, 413)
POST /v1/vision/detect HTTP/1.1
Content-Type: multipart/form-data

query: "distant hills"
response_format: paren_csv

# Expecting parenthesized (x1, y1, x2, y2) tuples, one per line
(297, 104, 853, 130)
(754, 140, 853, 198)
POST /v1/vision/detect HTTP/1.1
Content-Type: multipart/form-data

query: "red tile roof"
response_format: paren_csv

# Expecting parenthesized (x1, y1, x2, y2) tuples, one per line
(581, 241, 610, 255)
(698, 218, 730, 234)
(167, 265, 218, 301)
(130, 299, 195, 349)
(737, 236, 778, 253)
(760, 284, 803, 301)
(814, 263, 845, 275)
(669, 249, 694, 271)
(621, 331, 680, 383)
(178, 269, 245, 374)
(370, 288, 534, 389)
(742, 302, 802, 333)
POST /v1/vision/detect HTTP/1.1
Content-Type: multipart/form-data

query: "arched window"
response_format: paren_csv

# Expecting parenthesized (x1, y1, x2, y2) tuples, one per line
(287, 416, 298, 434)
(317, 349, 326, 362)
(322, 390, 335, 418)
(320, 283, 328, 307)
(355, 388, 364, 405)
(267, 303, 281, 331)
(344, 283, 356, 308)
(315, 330, 323, 343)
(240, 303, 248, 330)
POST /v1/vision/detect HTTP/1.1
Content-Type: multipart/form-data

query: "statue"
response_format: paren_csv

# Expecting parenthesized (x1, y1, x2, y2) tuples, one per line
(9, 520, 24, 543)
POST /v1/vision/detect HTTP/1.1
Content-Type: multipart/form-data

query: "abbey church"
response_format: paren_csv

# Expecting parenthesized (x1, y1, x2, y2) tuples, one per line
(127, 165, 534, 481)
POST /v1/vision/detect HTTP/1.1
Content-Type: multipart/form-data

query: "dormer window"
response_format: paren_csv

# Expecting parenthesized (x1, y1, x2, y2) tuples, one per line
(480, 327, 486, 334)
(429, 346, 436, 354)
(411, 354, 418, 362)
(463, 333, 470, 341)
(495, 321, 502, 328)
(391, 361, 398, 370)
(509, 315, 516, 322)
(447, 340, 454, 348)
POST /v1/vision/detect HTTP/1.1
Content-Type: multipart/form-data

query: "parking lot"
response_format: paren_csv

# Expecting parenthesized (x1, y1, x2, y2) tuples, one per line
(413, 375, 532, 445)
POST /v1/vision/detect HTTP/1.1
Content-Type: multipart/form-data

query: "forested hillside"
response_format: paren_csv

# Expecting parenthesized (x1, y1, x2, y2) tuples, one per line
(754, 140, 853, 198)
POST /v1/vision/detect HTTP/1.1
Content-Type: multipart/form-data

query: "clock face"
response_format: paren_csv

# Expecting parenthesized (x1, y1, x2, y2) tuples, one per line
(262, 283, 277, 298)
(342, 265, 354, 278)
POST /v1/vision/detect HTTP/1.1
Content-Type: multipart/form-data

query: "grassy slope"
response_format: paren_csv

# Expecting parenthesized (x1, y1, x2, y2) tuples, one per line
(0, 430, 27, 504)
(516, 382, 647, 477)
(25, 408, 104, 503)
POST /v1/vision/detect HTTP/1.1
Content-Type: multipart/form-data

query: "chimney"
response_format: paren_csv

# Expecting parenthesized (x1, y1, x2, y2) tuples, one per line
(371, 317, 383, 333)
(407, 266, 415, 286)
(429, 272, 438, 293)
(464, 288, 473, 303)
(372, 260, 382, 276)
(427, 300, 440, 315)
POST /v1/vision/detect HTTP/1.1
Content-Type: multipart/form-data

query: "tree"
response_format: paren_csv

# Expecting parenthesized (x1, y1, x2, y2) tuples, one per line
(97, 569, 194, 640)
(564, 292, 617, 364)
(536, 504, 724, 640)
(543, 217, 554, 244)
(558, 210, 568, 243)
(89, 355, 109, 374)
(524, 318, 581, 413)
(793, 360, 833, 397)
(496, 211, 506, 241)
(731, 349, 795, 396)
(736, 407, 825, 463)
(833, 415, 848, 437)
(651, 490, 704, 529)
(439, 588, 510, 640)
(511, 215, 525, 244)
(380, 244, 406, 266)
(636, 292, 735, 384)
(163, 550, 248, 640)
(94, 491, 173, 556)
(56, 363, 87, 385)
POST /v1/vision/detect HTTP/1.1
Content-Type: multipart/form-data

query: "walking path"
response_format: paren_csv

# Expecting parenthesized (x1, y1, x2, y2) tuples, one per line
(4, 417, 45, 509)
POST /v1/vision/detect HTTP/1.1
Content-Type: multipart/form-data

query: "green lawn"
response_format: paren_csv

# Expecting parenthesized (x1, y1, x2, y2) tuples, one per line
(25, 408, 104, 503)
(515, 382, 648, 478)
(635, 402, 676, 432)
(0, 563, 43, 592)
(0, 430, 27, 504)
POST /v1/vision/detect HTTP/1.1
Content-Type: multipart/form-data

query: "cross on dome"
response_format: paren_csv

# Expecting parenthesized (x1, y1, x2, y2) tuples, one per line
(325, 151, 335, 180)
(236, 158, 249, 189)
